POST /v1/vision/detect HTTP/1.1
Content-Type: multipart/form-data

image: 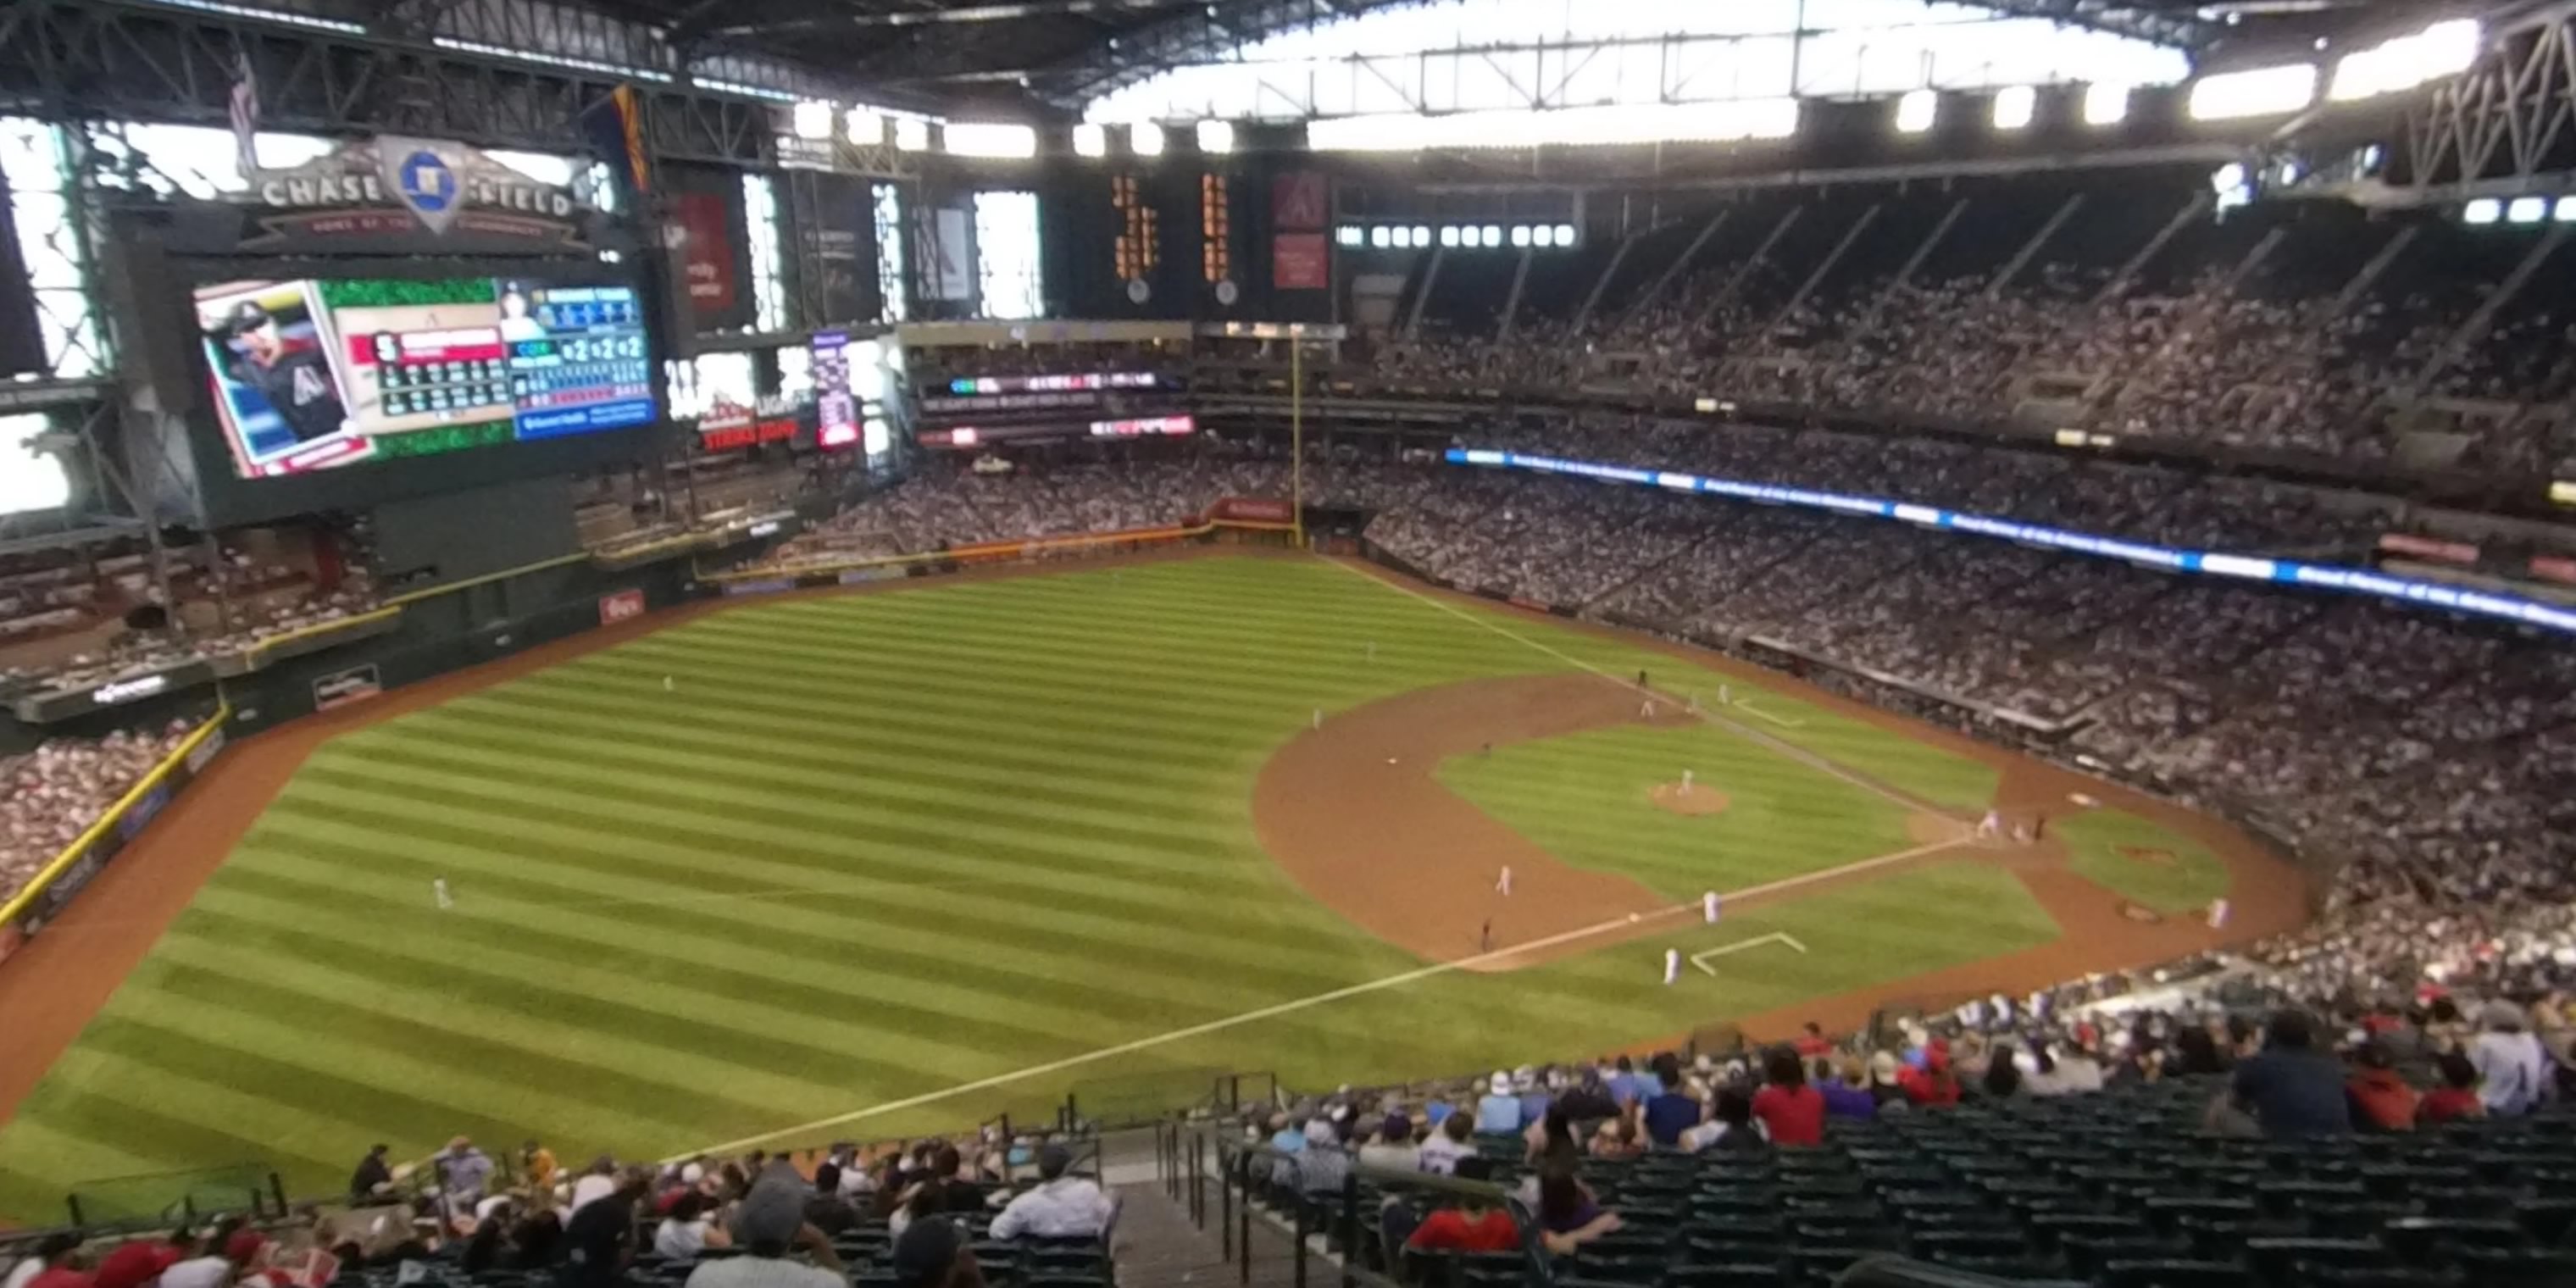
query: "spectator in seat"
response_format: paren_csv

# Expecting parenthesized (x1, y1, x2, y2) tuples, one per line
(888, 1184, 984, 1288)
(435, 1136, 495, 1208)
(1417, 1110, 1473, 1176)
(1793, 1024, 1833, 1058)
(1681, 1087, 1768, 1154)
(891, 1146, 986, 1235)
(1294, 1119, 1351, 1208)
(1357, 1114, 1422, 1172)
(4, 1235, 86, 1288)
(1898, 1051, 1962, 1108)
(560, 1171, 650, 1288)
(1402, 1157, 1519, 1253)
(1641, 1055, 1702, 1146)
(2471, 1001, 2550, 1116)
(2346, 1041, 2419, 1131)
(523, 1141, 560, 1196)
(653, 1191, 730, 1260)
(1605, 1055, 1647, 1108)
(2418, 1052, 2488, 1125)
(1533, 1163, 1621, 1255)
(348, 1144, 393, 1204)
(988, 1142, 1115, 1242)
(1982, 1051, 2024, 1101)
(1751, 1047, 1826, 1145)
(162, 1231, 262, 1288)
(1522, 1104, 1578, 1167)
(1816, 1058, 1877, 1121)
(1589, 1115, 1645, 1160)
(683, 1176, 842, 1288)
(2229, 1011, 2352, 1138)
(1553, 1069, 1618, 1122)
(1473, 1072, 1523, 1135)
(92, 1230, 192, 1288)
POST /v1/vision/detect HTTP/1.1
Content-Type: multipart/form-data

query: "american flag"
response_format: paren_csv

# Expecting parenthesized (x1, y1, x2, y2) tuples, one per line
(229, 52, 258, 180)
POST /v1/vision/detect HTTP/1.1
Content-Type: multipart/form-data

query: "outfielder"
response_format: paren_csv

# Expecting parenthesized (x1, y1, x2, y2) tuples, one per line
(433, 878, 453, 910)
(1663, 948, 1681, 985)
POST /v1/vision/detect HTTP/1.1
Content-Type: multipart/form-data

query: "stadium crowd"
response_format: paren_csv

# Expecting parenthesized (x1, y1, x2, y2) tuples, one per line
(0, 719, 194, 910)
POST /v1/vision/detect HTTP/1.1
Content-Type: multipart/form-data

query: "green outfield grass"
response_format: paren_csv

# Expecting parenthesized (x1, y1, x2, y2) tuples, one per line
(0, 556, 2062, 1220)
(2054, 808, 2233, 914)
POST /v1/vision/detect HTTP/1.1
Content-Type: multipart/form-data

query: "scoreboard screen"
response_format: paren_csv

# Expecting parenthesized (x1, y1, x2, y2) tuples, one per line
(193, 275, 658, 479)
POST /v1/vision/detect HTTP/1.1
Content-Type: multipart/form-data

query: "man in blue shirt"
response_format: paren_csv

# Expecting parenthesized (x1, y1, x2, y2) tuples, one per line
(1606, 1056, 1646, 1108)
(2228, 1011, 2352, 1138)
(1641, 1057, 1702, 1146)
(1473, 1072, 1523, 1134)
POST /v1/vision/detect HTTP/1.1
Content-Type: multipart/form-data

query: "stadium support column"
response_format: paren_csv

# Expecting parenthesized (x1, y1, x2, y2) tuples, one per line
(1290, 333, 1304, 548)
(2095, 193, 2210, 305)
(1618, 209, 1728, 332)
(1768, 203, 1879, 333)
(2411, 224, 2571, 397)
(1697, 206, 1802, 330)
(1570, 236, 1634, 333)
(1987, 194, 2081, 300)
(1496, 247, 1533, 341)
(1402, 244, 1445, 341)
(2330, 225, 2419, 319)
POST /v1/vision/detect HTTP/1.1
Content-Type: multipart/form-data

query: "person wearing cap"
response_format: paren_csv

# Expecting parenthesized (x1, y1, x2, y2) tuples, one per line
(1472, 1071, 1522, 1134)
(435, 1137, 495, 1207)
(2470, 999, 2549, 1116)
(159, 1230, 265, 1288)
(208, 301, 345, 444)
(680, 1171, 841, 1288)
(987, 1143, 1115, 1242)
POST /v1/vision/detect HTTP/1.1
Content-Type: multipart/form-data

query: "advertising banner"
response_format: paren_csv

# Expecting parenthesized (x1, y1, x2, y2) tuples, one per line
(1209, 497, 1295, 525)
(597, 588, 647, 625)
(1271, 172, 1327, 231)
(1274, 234, 1329, 291)
(2531, 555, 2576, 586)
(2377, 533, 2479, 565)
(670, 188, 742, 325)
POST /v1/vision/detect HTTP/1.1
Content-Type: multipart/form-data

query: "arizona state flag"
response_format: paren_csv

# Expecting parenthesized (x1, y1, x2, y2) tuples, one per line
(579, 85, 651, 203)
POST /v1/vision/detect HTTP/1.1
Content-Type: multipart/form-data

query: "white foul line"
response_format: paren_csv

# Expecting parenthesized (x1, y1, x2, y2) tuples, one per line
(668, 832, 1965, 1160)
(1691, 932, 1808, 976)
(1328, 559, 1945, 819)
(1731, 697, 1807, 730)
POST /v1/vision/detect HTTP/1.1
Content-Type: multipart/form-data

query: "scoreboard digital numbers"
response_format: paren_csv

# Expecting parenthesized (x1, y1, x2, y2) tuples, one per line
(195, 275, 659, 478)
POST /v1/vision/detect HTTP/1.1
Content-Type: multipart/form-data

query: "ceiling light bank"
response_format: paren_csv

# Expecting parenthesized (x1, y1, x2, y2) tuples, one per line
(2329, 19, 2480, 102)
(1306, 101, 1799, 151)
(1446, 448, 2576, 638)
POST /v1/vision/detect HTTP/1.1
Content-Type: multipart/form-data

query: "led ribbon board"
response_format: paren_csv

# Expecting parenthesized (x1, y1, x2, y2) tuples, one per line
(1447, 448, 2576, 637)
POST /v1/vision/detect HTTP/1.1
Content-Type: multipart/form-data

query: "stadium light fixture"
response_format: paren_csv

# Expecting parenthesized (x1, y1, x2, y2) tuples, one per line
(893, 117, 931, 151)
(2509, 195, 2548, 225)
(846, 108, 885, 146)
(2463, 197, 2502, 225)
(1195, 119, 1235, 153)
(1532, 225, 1555, 247)
(1510, 225, 1531, 247)
(2188, 64, 2318, 120)
(1369, 225, 1391, 248)
(1555, 223, 1576, 246)
(944, 122, 1037, 158)
(1072, 123, 1107, 157)
(792, 100, 836, 141)
(1480, 225, 1502, 247)
(1411, 225, 1430, 247)
(2329, 19, 2479, 102)
(2557, 197, 2576, 224)
(2083, 82, 2131, 126)
(1439, 225, 1461, 247)
(1130, 121, 1165, 157)
(1895, 89, 1939, 134)
(1992, 86, 2036, 130)
(1336, 225, 1363, 247)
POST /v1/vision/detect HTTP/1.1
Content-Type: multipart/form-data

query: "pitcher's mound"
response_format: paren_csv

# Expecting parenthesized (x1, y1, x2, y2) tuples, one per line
(1650, 783, 1730, 816)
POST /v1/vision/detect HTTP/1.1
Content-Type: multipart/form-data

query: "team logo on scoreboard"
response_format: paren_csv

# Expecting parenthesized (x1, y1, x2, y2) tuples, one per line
(384, 146, 464, 235)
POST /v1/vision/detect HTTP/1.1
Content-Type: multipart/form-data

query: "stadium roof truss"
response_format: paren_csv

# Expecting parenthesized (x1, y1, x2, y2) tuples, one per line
(2396, 0, 2576, 198)
(1069, 0, 2200, 123)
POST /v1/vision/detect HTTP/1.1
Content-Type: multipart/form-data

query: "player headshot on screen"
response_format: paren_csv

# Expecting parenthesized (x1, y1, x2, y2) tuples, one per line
(213, 301, 347, 444)
(497, 285, 547, 343)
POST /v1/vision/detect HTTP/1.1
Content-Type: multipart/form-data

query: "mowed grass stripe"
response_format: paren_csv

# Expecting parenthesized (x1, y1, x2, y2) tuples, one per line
(252, 780, 1363, 988)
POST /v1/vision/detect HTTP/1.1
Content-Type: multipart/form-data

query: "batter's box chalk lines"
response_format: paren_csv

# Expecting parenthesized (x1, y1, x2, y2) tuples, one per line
(665, 833, 1966, 1162)
(1690, 932, 1809, 976)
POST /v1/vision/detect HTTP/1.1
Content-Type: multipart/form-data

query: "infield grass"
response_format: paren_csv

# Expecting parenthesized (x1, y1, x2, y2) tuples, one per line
(2054, 808, 2233, 914)
(0, 555, 2060, 1219)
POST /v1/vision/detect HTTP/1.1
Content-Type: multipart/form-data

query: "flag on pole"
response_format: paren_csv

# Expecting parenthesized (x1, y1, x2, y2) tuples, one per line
(578, 85, 652, 204)
(229, 52, 260, 180)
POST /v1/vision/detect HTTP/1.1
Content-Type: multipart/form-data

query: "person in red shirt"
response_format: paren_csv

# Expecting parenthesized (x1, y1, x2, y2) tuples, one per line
(18, 1235, 95, 1288)
(1402, 1158, 1519, 1253)
(1899, 1051, 1963, 1108)
(2346, 1041, 2418, 1132)
(1750, 1047, 1827, 1146)
(1791, 1024, 1833, 1059)
(2417, 1051, 2486, 1126)
(92, 1232, 192, 1288)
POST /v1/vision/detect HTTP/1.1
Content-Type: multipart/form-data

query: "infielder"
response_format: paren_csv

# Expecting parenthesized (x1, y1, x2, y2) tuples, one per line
(1663, 948, 1680, 985)
(2207, 897, 2230, 930)
(1977, 809, 2001, 838)
(1496, 865, 1513, 897)
(1703, 891, 1721, 924)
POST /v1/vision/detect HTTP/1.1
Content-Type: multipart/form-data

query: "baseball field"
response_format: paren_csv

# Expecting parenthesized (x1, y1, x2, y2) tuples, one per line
(0, 551, 2302, 1222)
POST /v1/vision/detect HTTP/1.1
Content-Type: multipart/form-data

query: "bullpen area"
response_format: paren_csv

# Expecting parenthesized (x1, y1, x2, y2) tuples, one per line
(0, 552, 2305, 1220)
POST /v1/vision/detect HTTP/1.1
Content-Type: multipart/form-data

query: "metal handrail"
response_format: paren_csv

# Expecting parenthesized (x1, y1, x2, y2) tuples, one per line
(1199, 1132, 1549, 1288)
